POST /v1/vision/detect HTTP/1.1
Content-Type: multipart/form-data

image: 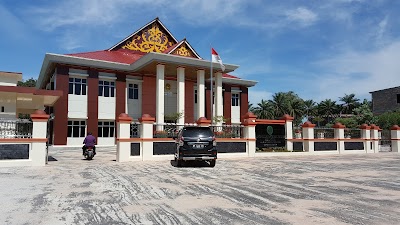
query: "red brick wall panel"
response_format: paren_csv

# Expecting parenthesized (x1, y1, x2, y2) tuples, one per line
(53, 66, 69, 145)
(87, 69, 99, 141)
(240, 86, 249, 123)
(185, 80, 194, 123)
(142, 76, 156, 118)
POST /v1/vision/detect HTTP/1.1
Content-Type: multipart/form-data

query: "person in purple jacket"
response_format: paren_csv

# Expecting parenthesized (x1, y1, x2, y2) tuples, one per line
(82, 132, 96, 155)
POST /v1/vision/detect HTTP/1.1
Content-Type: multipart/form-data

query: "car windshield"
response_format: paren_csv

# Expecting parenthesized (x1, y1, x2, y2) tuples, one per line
(182, 127, 214, 138)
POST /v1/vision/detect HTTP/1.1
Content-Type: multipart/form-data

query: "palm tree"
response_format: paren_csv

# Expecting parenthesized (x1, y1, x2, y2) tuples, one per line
(304, 99, 317, 120)
(339, 93, 360, 114)
(269, 92, 289, 117)
(287, 99, 305, 124)
(254, 99, 273, 119)
(318, 99, 338, 123)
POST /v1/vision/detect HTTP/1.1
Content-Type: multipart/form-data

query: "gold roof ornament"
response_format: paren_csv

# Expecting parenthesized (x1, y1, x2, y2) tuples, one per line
(122, 23, 174, 53)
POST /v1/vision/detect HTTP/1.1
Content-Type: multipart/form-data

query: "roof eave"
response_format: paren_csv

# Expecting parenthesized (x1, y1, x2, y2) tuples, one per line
(221, 77, 258, 87)
(131, 52, 239, 73)
(36, 53, 131, 89)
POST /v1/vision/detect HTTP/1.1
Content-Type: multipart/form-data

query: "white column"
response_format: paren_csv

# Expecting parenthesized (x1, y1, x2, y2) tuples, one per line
(177, 67, 185, 124)
(197, 69, 205, 119)
(156, 64, 165, 130)
(215, 72, 223, 125)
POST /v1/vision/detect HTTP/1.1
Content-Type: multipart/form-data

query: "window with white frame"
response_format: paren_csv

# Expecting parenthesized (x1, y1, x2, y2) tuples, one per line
(68, 78, 87, 95)
(128, 83, 139, 99)
(98, 121, 115, 137)
(98, 80, 115, 97)
(232, 93, 240, 106)
(67, 120, 86, 137)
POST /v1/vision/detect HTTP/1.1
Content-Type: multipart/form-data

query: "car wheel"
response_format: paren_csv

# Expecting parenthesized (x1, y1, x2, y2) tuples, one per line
(209, 160, 216, 167)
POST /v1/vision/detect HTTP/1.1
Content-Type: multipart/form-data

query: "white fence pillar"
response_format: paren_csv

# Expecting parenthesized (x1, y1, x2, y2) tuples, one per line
(360, 124, 371, 153)
(391, 125, 400, 153)
(243, 112, 257, 157)
(281, 114, 294, 151)
(140, 114, 156, 160)
(370, 124, 380, 153)
(302, 121, 315, 152)
(333, 122, 345, 153)
(116, 113, 133, 162)
(30, 110, 49, 166)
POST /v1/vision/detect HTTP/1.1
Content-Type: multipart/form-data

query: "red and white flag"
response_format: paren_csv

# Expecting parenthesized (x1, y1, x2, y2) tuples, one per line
(211, 48, 225, 72)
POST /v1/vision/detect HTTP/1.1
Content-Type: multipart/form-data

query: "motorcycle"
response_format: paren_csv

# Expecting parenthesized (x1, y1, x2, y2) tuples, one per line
(84, 146, 95, 160)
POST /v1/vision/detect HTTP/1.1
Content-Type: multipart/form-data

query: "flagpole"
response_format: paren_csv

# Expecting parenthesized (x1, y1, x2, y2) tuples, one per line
(210, 45, 213, 126)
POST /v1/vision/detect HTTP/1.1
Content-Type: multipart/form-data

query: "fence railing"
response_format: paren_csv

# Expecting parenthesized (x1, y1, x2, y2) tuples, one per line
(153, 123, 197, 138)
(211, 125, 244, 138)
(344, 128, 362, 139)
(314, 128, 335, 139)
(0, 119, 33, 139)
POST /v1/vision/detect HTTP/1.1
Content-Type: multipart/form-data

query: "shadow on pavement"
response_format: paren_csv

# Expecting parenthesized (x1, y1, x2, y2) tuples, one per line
(47, 156, 58, 161)
(170, 160, 211, 168)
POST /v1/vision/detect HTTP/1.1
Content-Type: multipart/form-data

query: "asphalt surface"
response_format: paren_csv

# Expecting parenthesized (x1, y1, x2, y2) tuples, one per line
(1, 148, 400, 225)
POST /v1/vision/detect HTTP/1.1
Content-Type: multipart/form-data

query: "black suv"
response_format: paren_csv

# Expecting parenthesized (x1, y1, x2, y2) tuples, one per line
(174, 126, 217, 167)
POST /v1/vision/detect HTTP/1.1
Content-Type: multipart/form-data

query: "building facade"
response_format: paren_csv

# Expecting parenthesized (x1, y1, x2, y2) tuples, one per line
(36, 18, 257, 146)
(370, 86, 400, 115)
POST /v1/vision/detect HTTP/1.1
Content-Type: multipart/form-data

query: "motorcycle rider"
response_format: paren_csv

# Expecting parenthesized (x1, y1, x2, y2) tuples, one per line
(82, 132, 96, 156)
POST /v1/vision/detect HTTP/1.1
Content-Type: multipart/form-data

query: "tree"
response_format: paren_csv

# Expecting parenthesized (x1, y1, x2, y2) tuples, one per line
(304, 99, 317, 120)
(17, 77, 37, 87)
(318, 99, 338, 123)
(376, 111, 400, 130)
(339, 93, 360, 114)
(253, 99, 273, 119)
(353, 99, 376, 125)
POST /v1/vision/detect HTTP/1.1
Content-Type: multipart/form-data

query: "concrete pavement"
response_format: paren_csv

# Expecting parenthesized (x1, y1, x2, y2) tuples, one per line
(1, 148, 400, 224)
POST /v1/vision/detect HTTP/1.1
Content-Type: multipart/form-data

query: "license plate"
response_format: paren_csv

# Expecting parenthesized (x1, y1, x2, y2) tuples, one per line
(193, 144, 204, 148)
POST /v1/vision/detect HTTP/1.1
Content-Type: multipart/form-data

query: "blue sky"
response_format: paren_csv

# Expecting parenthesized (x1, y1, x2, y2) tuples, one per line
(1, 0, 400, 105)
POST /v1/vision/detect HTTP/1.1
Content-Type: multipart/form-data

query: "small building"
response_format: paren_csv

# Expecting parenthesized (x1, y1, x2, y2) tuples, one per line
(370, 86, 400, 115)
(36, 18, 258, 146)
(0, 71, 61, 119)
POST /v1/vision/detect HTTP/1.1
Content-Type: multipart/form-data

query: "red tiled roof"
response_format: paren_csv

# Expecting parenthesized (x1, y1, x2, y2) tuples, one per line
(223, 74, 239, 79)
(67, 49, 146, 64)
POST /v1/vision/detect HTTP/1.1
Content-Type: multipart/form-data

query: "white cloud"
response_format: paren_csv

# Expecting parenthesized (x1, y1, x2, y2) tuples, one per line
(313, 41, 400, 101)
(285, 7, 318, 26)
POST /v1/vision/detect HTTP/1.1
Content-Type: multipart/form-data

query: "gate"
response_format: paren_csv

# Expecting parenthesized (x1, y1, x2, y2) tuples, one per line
(379, 130, 392, 152)
(255, 123, 286, 150)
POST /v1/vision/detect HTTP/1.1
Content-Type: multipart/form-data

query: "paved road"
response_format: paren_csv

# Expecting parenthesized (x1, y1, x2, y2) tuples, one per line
(1, 149, 400, 225)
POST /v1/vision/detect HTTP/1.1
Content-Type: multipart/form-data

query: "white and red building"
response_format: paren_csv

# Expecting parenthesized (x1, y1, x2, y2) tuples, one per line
(36, 18, 257, 146)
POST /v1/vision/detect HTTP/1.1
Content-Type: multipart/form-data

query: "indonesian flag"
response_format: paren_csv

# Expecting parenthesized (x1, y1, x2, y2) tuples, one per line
(211, 48, 225, 72)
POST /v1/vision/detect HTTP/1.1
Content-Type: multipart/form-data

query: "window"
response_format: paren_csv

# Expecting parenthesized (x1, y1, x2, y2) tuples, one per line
(67, 120, 86, 138)
(1, 106, 4, 112)
(98, 121, 115, 137)
(397, 94, 400, 103)
(68, 78, 87, 95)
(194, 90, 197, 104)
(232, 93, 240, 106)
(128, 83, 139, 99)
(99, 80, 115, 97)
